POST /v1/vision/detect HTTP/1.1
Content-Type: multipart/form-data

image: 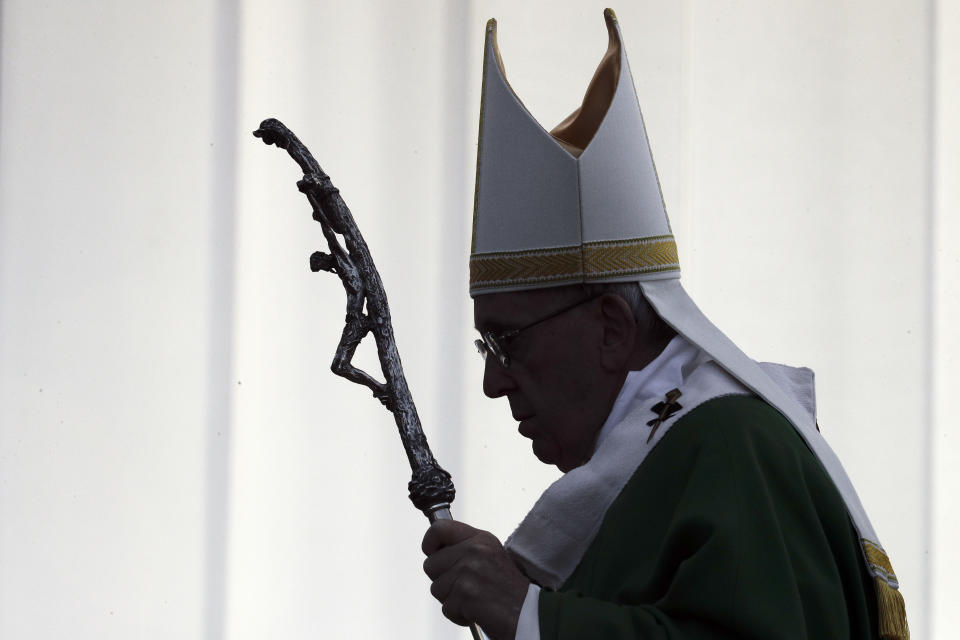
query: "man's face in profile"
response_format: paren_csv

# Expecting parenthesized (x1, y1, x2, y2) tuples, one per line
(473, 286, 618, 472)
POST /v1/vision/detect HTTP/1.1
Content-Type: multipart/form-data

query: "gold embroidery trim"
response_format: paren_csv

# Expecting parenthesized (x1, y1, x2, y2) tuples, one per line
(582, 236, 679, 276)
(471, 245, 584, 288)
(862, 538, 897, 582)
(862, 539, 909, 639)
(470, 236, 679, 290)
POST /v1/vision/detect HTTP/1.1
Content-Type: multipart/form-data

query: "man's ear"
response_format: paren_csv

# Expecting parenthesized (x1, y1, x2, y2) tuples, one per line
(597, 294, 635, 371)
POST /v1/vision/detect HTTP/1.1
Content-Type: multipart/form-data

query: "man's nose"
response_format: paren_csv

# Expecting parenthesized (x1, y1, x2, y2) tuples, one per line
(482, 355, 517, 398)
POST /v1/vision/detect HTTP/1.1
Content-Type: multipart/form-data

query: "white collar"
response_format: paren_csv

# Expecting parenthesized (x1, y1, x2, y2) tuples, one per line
(592, 334, 705, 452)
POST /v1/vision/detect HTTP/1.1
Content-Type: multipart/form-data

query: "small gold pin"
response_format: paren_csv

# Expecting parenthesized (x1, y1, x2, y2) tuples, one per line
(646, 388, 683, 443)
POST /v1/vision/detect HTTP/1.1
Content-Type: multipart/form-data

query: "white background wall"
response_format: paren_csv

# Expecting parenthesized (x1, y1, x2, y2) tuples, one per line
(0, 1, 956, 638)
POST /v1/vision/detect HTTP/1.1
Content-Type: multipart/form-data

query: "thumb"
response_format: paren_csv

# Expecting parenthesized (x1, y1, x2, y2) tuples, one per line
(421, 519, 480, 555)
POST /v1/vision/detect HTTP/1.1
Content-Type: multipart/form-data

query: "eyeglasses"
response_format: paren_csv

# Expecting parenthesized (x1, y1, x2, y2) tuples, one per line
(474, 295, 599, 369)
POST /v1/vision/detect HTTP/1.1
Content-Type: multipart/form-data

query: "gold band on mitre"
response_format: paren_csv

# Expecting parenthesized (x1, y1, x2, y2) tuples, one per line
(470, 235, 680, 294)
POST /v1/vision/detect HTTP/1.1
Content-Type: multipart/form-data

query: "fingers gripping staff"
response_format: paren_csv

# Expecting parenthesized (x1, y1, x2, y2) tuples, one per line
(253, 118, 489, 640)
(423, 521, 531, 640)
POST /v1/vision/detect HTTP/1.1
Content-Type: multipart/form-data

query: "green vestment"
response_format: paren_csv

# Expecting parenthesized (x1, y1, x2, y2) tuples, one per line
(538, 395, 879, 639)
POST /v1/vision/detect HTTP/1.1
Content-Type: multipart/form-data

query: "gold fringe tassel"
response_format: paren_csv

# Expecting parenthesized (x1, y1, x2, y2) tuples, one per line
(874, 577, 909, 640)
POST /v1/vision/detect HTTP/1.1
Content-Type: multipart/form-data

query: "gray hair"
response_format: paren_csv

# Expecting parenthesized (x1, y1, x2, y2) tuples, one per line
(581, 281, 675, 339)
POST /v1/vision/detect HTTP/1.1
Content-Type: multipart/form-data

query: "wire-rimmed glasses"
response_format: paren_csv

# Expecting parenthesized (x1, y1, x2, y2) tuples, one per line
(474, 295, 599, 368)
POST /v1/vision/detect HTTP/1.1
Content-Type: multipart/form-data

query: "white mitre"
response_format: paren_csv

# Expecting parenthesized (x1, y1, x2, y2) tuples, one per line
(470, 9, 677, 293)
(469, 9, 907, 638)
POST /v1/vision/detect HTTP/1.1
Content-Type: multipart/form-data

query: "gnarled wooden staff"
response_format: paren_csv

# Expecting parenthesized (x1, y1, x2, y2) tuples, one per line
(254, 119, 486, 640)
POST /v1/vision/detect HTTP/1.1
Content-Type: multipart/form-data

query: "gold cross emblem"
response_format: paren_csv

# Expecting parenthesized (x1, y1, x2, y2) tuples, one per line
(646, 388, 683, 443)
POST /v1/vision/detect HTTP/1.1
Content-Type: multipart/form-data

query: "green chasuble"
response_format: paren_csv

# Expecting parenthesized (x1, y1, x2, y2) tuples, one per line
(538, 395, 879, 639)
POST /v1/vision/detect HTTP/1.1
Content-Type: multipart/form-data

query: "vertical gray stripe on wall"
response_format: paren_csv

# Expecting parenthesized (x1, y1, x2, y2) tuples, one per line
(920, 0, 936, 633)
(206, 0, 239, 638)
(434, 1, 471, 638)
(0, 0, 5, 178)
(679, 0, 696, 276)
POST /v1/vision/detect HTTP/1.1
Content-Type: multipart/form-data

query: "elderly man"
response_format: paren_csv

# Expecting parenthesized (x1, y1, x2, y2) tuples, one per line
(423, 10, 907, 640)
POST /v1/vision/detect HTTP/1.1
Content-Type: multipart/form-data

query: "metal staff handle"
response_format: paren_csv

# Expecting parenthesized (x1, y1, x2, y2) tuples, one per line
(254, 118, 488, 640)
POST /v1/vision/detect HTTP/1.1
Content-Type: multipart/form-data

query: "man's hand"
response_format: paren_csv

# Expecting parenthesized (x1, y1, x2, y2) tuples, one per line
(422, 520, 530, 640)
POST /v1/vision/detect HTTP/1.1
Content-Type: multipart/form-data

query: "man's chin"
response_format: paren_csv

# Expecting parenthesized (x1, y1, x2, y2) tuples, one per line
(529, 437, 582, 472)
(531, 440, 562, 467)
(532, 442, 587, 473)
